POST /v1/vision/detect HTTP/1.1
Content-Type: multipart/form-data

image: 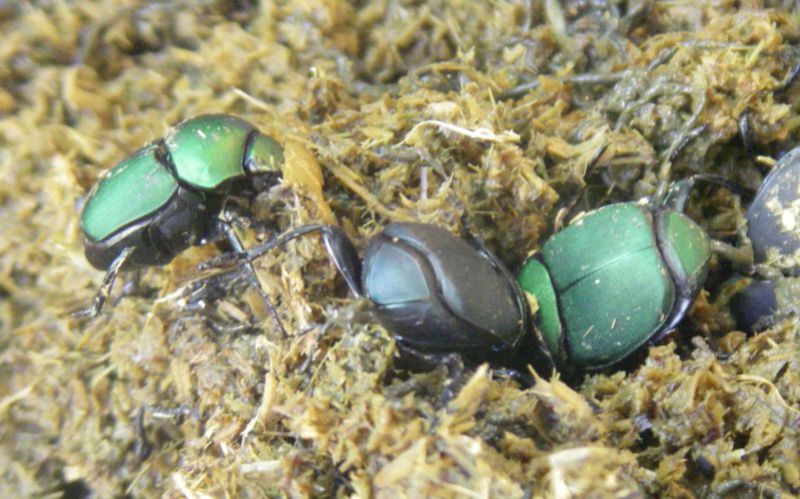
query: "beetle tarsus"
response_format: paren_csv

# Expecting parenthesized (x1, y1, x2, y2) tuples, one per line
(73, 246, 134, 319)
(739, 110, 755, 156)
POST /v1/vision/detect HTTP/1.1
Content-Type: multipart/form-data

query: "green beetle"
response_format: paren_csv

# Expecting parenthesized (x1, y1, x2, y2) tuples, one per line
(516, 178, 731, 373)
(77, 114, 284, 319)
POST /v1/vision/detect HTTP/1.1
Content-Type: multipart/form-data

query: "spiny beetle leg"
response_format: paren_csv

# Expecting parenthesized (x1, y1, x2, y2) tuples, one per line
(219, 214, 287, 339)
(201, 223, 363, 296)
(73, 246, 134, 319)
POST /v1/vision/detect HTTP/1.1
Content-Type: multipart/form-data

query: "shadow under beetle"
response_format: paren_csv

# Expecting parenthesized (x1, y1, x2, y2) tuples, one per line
(76, 114, 285, 328)
(728, 147, 800, 331)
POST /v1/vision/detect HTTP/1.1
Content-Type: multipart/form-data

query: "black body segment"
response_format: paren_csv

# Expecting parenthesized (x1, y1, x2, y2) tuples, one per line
(362, 223, 528, 354)
(730, 147, 800, 331)
(746, 148, 800, 276)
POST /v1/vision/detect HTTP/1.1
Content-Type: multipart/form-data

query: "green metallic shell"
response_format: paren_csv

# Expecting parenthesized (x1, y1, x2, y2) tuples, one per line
(658, 210, 711, 291)
(165, 114, 267, 190)
(518, 204, 677, 369)
(516, 259, 562, 360)
(245, 132, 284, 173)
(80, 144, 178, 243)
(80, 113, 285, 274)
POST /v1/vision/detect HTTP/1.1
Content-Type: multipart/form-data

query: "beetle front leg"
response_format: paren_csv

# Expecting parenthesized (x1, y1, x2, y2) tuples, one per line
(73, 246, 134, 319)
(217, 213, 288, 339)
(201, 223, 364, 297)
(664, 174, 754, 213)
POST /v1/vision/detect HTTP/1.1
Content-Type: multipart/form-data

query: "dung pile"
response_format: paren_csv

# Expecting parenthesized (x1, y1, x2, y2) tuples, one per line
(1, 1, 799, 496)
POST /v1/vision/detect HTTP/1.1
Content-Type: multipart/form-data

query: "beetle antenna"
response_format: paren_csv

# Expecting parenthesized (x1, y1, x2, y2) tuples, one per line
(73, 246, 135, 319)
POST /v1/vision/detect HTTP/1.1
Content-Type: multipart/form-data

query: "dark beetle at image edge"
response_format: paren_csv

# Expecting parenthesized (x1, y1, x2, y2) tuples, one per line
(728, 147, 800, 332)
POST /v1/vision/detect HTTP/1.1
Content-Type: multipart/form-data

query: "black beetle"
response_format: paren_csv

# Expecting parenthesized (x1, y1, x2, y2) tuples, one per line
(730, 147, 800, 331)
(204, 222, 546, 367)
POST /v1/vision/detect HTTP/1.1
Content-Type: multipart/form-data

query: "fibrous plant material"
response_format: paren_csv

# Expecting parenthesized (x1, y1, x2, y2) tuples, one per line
(1, 1, 800, 497)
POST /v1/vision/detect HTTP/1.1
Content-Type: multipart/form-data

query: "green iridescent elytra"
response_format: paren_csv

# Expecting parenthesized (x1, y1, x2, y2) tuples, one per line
(517, 203, 711, 371)
(79, 114, 284, 271)
(165, 114, 284, 191)
(81, 144, 178, 243)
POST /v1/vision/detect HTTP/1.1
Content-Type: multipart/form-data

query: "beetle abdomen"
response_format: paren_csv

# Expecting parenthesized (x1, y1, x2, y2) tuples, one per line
(363, 223, 525, 353)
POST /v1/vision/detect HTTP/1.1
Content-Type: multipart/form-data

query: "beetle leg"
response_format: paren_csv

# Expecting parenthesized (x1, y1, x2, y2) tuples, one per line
(711, 240, 755, 268)
(202, 223, 364, 297)
(200, 223, 326, 269)
(664, 174, 754, 212)
(218, 215, 288, 339)
(738, 110, 756, 157)
(134, 405, 200, 461)
(774, 50, 800, 94)
(73, 246, 135, 319)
